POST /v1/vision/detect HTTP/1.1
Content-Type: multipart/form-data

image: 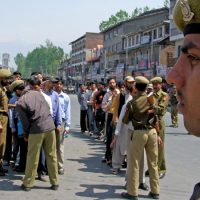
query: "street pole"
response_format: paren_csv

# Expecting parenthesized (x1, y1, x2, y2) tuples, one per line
(115, 34, 128, 80)
(104, 49, 107, 82)
(90, 49, 93, 81)
(125, 40, 128, 79)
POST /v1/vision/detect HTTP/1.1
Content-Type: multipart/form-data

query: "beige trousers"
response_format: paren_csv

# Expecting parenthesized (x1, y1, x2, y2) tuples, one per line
(127, 129, 159, 196)
(56, 123, 65, 171)
(23, 130, 58, 187)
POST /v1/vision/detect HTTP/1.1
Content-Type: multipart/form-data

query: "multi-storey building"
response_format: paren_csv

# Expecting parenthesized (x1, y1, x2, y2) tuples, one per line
(69, 32, 103, 82)
(170, 0, 183, 59)
(101, 7, 175, 81)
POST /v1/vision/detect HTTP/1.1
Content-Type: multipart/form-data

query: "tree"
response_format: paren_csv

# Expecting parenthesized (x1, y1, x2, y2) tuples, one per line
(15, 40, 64, 77)
(164, 0, 169, 8)
(14, 53, 26, 75)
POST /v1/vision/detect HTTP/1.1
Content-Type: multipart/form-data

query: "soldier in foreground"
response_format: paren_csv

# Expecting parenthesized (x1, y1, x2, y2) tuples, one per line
(0, 69, 12, 176)
(121, 76, 160, 200)
(167, 0, 200, 199)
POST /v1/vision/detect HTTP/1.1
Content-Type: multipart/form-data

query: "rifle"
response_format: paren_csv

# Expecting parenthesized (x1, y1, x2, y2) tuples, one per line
(147, 92, 160, 133)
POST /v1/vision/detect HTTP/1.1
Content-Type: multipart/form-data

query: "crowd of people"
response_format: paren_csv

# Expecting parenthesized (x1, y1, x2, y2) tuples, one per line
(0, 70, 71, 191)
(77, 75, 178, 200)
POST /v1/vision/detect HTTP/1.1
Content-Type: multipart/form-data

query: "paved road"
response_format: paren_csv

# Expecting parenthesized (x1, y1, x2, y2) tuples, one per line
(0, 94, 199, 200)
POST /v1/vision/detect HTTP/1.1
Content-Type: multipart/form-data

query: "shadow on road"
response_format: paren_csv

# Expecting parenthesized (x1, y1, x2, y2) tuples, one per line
(76, 183, 123, 200)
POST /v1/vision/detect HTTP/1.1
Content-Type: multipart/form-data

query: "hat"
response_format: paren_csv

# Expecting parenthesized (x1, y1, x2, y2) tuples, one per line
(124, 76, 135, 82)
(147, 83, 153, 89)
(150, 76, 162, 84)
(173, 0, 200, 35)
(135, 76, 149, 85)
(9, 80, 24, 91)
(42, 76, 57, 84)
(0, 69, 12, 78)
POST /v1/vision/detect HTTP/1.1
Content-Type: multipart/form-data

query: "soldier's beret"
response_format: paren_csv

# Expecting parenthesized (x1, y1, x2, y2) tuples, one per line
(9, 80, 24, 91)
(150, 76, 162, 84)
(173, 0, 200, 35)
(124, 76, 135, 82)
(0, 69, 12, 78)
(135, 76, 149, 85)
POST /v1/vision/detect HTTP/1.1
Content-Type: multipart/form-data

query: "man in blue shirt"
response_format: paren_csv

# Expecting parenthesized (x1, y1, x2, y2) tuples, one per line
(53, 78, 71, 175)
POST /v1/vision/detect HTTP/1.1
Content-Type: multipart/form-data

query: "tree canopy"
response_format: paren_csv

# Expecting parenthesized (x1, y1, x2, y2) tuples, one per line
(15, 40, 64, 77)
(99, 7, 151, 32)
(99, 0, 169, 32)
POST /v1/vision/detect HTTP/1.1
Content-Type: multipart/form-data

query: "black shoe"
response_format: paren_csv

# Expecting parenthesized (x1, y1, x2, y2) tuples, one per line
(139, 183, 149, 191)
(50, 185, 59, 190)
(121, 192, 138, 200)
(159, 173, 165, 179)
(21, 184, 31, 192)
(148, 192, 159, 199)
(15, 166, 25, 173)
(145, 170, 149, 177)
(0, 171, 5, 176)
(0, 166, 8, 173)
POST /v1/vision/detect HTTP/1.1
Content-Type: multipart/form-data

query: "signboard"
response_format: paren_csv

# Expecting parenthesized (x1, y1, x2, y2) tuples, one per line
(140, 35, 150, 45)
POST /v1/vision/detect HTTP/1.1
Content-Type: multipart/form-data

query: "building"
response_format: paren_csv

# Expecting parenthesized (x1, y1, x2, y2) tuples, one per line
(69, 32, 103, 83)
(169, 0, 183, 60)
(101, 7, 175, 81)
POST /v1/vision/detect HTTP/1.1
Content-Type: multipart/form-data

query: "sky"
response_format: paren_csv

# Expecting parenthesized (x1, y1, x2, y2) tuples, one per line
(0, 0, 166, 69)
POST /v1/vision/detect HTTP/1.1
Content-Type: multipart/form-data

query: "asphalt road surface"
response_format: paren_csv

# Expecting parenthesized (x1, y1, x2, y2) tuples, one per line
(0, 94, 199, 200)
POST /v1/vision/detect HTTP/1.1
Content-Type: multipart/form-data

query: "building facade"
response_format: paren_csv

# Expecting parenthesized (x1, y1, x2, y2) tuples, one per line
(69, 32, 103, 83)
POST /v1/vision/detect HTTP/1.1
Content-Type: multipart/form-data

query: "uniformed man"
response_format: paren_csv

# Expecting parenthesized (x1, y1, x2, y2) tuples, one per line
(168, 85, 178, 128)
(121, 76, 160, 200)
(0, 68, 12, 176)
(150, 76, 168, 179)
(167, 0, 200, 199)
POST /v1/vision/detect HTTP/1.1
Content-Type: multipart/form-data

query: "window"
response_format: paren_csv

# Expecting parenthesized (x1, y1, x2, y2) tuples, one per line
(165, 25, 170, 35)
(153, 29, 157, 39)
(128, 37, 132, 47)
(135, 35, 140, 44)
(131, 36, 135, 46)
(158, 27, 163, 38)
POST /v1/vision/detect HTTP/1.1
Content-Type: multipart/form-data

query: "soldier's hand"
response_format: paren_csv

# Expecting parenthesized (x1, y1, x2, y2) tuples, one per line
(55, 127, 61, 134)
(157, 136, 163, 146)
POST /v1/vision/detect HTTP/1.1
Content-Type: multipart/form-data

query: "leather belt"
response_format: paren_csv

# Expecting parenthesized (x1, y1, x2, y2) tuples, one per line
(134, 126, 153, 130)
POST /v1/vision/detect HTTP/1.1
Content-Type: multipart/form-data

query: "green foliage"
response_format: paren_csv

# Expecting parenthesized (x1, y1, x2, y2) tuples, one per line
(14, 40, 64, 78)
(99, 6, 153, 32)
(164, 0, 169, 8)
(99, 10, 129, 31)
(14, 53, 26, 75)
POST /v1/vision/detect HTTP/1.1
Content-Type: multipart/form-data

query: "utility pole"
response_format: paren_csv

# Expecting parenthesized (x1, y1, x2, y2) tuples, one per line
(115, 34, 129, 79)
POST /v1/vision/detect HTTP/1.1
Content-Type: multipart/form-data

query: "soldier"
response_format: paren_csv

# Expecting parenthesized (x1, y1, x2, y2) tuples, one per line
(121, 76, 160, 200)
(0, 69, 12, 176)
(149, 76, 168, 179)
(167, 0, 200, 199)
(168, 85, 178, 128)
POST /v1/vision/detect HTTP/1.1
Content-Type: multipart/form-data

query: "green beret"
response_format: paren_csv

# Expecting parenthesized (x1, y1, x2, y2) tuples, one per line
(0, 69, 12, 78)
(9, 80, 24, 91)
(135, 76, 149, 85)
(151, 76, 162, 84)
(173, 0, 200, 35)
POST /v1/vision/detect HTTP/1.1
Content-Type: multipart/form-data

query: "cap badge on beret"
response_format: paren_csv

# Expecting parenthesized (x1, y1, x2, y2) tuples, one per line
(180, 0, 194, 22)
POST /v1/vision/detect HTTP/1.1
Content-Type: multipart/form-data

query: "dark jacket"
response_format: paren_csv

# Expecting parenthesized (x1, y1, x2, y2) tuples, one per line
(16, 90, 55, 136)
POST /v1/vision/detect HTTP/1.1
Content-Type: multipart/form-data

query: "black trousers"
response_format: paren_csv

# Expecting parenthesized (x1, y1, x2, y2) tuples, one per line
(105, 113, 114, 161)
(18, 137, 28, 170)
(80, 110, 88, 132)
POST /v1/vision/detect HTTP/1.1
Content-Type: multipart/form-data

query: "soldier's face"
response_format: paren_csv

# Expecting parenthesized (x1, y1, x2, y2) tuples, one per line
(167, 34, 200, 137)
